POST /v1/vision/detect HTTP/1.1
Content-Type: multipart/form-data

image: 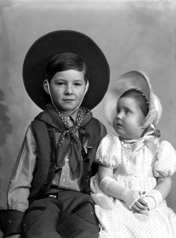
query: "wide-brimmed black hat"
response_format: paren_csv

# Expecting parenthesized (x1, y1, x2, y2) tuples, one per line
(23, 30, 110, 110)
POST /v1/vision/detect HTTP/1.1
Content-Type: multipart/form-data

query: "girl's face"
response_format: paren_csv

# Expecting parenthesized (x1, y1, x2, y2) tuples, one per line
(113, 96, 146, 140)
(44, 69, 87, 115)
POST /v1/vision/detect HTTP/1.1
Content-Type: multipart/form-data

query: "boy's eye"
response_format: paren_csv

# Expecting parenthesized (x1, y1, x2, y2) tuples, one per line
(74, 83, 82, 86)
(57, 82, 65, 85)
(74, 80, 83, 86)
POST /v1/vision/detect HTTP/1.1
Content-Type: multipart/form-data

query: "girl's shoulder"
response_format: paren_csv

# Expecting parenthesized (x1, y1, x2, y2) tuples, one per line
(95, 133, 121, 168)
(101, 133, 121, 146)
(154, 140, 176, 177)
(157, 140, 176, 156)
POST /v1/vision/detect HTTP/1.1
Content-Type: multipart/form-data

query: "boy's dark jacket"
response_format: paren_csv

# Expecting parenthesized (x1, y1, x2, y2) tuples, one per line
(0, 108, 107, 236)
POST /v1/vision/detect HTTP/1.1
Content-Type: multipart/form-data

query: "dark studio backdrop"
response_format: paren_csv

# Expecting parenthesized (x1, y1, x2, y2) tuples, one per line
(0, 1, 176, 236)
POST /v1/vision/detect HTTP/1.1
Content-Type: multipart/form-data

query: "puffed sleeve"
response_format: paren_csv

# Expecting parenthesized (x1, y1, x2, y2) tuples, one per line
(154, 140, 176, 177)
(95, 133, 121, 169)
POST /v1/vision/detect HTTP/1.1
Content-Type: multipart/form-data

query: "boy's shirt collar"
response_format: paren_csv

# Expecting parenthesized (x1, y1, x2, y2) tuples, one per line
(37, 104, 92, 131)
(64, 110, 78, 123)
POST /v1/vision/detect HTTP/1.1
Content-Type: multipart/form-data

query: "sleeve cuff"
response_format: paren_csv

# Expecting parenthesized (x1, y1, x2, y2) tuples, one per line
(0, 209, 24, 236)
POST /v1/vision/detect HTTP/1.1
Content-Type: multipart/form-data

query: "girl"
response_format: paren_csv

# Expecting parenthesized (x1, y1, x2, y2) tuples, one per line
(90, 71, 176, 238)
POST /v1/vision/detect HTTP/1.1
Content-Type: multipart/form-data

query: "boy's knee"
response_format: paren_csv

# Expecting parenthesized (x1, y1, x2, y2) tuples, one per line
(22, 198, 60, 237)
(57, 202, 99, 238)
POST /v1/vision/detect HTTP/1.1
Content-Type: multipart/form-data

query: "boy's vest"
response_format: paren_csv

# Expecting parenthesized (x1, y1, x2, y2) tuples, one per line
(28, 113, 107, 203)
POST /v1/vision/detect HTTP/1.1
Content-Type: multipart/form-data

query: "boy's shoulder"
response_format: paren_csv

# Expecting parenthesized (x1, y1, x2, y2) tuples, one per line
(30, 112, 50, 140)
(30, 111, 107, 135)
(30, 111, 47, 128)
(89, 115, 105, 126)
(84, 115, 107, 135)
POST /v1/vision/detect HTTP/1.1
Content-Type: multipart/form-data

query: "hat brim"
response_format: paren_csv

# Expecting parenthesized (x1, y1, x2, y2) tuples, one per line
(23, 30, 110, 110)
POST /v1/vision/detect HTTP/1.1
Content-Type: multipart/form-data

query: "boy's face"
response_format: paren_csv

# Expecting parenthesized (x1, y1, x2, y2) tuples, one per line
(44, 69, 87, 115)
(113, 96, 145, 140)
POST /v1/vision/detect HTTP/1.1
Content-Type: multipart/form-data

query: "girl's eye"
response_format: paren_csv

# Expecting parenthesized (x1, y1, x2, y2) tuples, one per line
(125, 108, 133, 114)
(125, 109, 130, 114)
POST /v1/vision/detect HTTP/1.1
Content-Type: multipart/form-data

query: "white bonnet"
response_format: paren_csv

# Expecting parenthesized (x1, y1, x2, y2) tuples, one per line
(104, 71, 162, 128)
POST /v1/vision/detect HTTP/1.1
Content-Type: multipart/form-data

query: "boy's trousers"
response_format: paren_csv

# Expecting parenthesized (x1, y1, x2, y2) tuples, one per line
(22, 190, 99, 238)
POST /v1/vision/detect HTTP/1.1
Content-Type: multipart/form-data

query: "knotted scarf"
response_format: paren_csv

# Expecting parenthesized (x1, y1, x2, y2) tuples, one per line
(41, 105, 92, 179)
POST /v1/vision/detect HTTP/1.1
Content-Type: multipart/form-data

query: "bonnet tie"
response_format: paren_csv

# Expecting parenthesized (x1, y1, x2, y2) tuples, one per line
(120, 125, 160, 161)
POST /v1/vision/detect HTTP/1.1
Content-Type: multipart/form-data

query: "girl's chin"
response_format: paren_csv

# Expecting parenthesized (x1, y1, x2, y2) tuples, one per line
(114, 131, 124, 138)
(114, 130, 130, 140)
(114, 127, 123, 135)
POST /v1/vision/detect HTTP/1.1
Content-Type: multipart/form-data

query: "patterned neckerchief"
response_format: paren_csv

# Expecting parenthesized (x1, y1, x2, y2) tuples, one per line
(45, 104, 92, 179)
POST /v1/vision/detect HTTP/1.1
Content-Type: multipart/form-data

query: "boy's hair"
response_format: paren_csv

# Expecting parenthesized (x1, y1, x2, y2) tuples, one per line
(120, 88, 149, 117)
(46, 52, 89, 83)
(43, 52, 89, 105)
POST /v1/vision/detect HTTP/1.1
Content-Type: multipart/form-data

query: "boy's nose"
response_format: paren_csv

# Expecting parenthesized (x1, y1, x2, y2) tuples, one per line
(65, 85, 73, 95)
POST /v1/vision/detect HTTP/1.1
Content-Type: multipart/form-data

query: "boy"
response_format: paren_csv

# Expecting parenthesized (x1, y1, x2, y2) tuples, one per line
(0, 30, 110, 238)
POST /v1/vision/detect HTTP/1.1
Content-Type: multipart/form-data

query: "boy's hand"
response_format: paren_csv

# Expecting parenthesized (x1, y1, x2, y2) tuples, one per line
(132, 197, 149, 213)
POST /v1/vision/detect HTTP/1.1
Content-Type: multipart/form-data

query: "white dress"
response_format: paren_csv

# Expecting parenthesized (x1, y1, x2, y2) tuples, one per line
(90, 134, 176, 238)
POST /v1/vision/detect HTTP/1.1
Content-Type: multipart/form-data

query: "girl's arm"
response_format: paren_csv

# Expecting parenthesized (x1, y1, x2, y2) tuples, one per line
(156, 176, 172, 199)
(98, 165, 114, 182)
(143, 176, 172, 211)
(98, 165, 143, 210)
(132, 177, 172, 214)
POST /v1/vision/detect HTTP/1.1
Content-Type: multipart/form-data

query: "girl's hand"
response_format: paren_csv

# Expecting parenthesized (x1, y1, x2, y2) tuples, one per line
(132, 197, 149, 213)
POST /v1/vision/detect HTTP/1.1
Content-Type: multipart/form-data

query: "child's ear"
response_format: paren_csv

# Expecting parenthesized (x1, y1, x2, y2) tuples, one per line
(85, 81, 89, 94)
(43, 80, 50, 94)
